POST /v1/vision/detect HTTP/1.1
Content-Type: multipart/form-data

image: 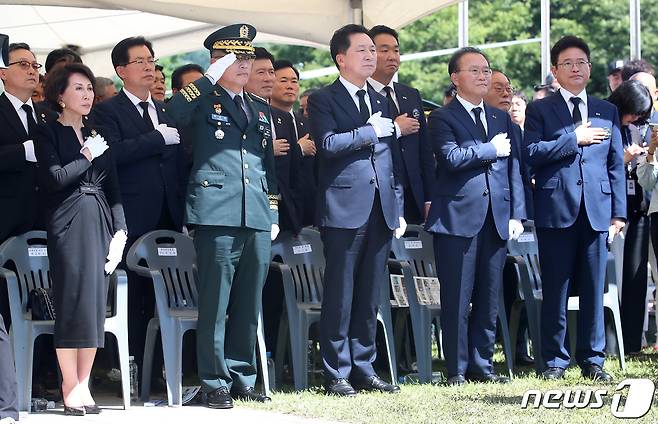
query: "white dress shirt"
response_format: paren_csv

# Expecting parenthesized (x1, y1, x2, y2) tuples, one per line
(5, 91, 36, 134)
(123, 88, 160, 127)
(339, 76, 372, 116)
(455, 94, 488, 134)
(559, 88, 588, 125)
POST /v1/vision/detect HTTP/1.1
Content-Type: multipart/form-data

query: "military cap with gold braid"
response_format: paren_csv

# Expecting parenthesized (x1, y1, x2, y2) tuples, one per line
(203, 23, 256, 54)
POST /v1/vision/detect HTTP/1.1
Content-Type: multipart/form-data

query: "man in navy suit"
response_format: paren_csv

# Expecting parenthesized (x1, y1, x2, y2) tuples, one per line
(426, 47, 526, 386)
(308, 24, 405, 396)
(367, 25, 435, 224)
(92, 36, 185, 385)
(524, 36, 626, 381)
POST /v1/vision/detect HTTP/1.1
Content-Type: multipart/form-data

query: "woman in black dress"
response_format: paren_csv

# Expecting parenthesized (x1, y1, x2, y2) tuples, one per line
(35, 63, 127, 415)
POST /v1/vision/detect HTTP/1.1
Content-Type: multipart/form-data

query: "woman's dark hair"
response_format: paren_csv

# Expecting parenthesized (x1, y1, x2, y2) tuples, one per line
(44, 63, 96, 113)
(608, 79, 653, 125)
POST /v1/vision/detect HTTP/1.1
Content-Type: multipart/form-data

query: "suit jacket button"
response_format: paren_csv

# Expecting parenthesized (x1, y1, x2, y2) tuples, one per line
(370, 178, 376, 184)
(483, 189, 489, 196)
(245, 178, 250, 184)
(202, 180, 209, 187)
(577, 180, 582, 185)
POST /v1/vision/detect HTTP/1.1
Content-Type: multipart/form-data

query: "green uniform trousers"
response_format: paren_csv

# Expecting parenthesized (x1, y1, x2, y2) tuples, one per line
(194, 225, 271, 392)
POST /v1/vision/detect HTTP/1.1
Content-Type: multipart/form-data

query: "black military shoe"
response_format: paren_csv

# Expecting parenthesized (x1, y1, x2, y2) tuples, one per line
(445, 375, 466, 386)
(541, 367, 565, 380)
(465, 373, 510, 384)
(207, 386, 233, 409)
(581, 364, 612, 382)
(352, 375, 400, 393)
(230, 386, 271, 402)
(324, 378, 357, 397)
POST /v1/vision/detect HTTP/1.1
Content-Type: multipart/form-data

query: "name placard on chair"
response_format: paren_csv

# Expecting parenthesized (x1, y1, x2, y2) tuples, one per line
(413, 277, 440, 306)
(404, 240, 423, 249)
(389, 274, 409, 307)
(27, 247, 47, 257)
(518, 232, 535, 243)
(157, 247, 178, 256)
(292, 244, 312, 255)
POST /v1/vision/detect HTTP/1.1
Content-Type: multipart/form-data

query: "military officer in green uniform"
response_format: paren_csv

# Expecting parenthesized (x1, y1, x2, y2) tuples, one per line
(167, 23, 278, 409)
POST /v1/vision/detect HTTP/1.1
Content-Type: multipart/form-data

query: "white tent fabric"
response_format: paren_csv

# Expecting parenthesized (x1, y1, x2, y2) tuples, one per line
(0, 1, 457, 76)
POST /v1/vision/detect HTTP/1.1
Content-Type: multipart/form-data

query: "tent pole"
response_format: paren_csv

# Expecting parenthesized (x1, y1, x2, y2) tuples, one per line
(629, 0, 641, 59)
(540, 0, 550, 83)
(458, 0, 468, 47)
(351, 0, 364, 25)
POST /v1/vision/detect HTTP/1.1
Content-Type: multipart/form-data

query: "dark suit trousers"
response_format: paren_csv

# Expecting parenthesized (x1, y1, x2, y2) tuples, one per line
(319, 195, 392, 380)
(0, 314, 18, 421)
(194, 226, 270, 392)
(537, 207, 607, 370)
(621, 213, 649, 353)
(434, 207, 506, 377)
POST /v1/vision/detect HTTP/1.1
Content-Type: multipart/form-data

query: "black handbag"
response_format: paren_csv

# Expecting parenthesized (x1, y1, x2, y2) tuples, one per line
(28, 287, 56, 320)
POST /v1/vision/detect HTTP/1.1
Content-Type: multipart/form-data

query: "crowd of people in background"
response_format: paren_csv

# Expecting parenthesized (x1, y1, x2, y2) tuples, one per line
(0, 20, 657, 422)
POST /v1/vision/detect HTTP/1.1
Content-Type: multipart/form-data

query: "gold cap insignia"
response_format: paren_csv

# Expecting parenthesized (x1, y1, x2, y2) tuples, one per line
(240, 25, 249, 38)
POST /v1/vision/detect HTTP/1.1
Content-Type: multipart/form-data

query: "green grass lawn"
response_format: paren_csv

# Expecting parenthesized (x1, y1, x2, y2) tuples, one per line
(244, 348, 658, 424)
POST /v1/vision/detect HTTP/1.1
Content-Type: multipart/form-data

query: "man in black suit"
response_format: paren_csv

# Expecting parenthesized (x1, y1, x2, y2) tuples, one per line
(368, 25, 435, 224)
(92, 36, 185, 385)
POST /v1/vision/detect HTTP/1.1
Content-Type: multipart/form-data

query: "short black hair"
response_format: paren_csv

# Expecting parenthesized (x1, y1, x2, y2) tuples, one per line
(550, 36, 590, 66)
(8, 42, 32, 55)
(368, 25, 399, 43)
(300, 88, 317, 98)
(111, 36, 154, 69)
(330, 24, 371, 68)
(512, 89, 528, 104)
(254, 47, 274, 64)
(608, 79, 653, 124)
(44, 63, 96, 113)
(45, 48, 82, 73)
(621, 59, 655, 81)
(155, 64, 165, 81)
(444, 82, 457, 98)
(448, 47, 489, 75)
(171, 63, 204, 91)
(273, 59, 299, 79)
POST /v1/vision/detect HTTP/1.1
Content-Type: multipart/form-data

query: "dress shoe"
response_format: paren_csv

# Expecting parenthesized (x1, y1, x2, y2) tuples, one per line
(352, 375, 400, 393)
(324, 378, 357, 397)
(230, 386, 271, 403)
(465, 373, 510, 384)
(207, 387, 233, 409)
(63, 405, 85, 416)
(83, 405, 101, 414)
(445, 375, 466, 386)
(581, 364, 612, 382)
(541, 367, 565, 380)
(515, 353, 535, 366)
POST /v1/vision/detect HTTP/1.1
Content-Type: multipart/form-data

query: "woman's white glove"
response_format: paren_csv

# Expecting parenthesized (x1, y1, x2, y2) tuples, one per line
(394, 217, 407, 239)
(81, 134, 109, 160)
(105, 230, 127, 275)
(508, 219, 524, 241)
(271, 224, 280, 241)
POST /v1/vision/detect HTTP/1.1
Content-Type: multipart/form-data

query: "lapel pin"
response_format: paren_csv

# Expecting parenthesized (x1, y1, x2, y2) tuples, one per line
(376, 100, 381, 104)
(161, 108, 165, 112)
(402, 96, 408, 100)
(214, 103, 222, 114)
(277, 117, 282, 124)
(595, 112, 601, 117)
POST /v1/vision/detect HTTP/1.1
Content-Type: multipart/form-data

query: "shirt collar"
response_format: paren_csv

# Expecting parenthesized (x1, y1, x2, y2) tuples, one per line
(339, 76, 368, 98)
(220, 85, 246, 102)
(367, 77, 394, 94)
(123, 88, 154, 109)
(455, 94, 485, 114)
(5, 91, 34, 113)
(559, 88, 587, 107)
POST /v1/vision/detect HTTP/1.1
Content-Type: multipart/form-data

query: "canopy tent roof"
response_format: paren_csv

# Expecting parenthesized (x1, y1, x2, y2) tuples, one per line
(0, 0, 457, 76)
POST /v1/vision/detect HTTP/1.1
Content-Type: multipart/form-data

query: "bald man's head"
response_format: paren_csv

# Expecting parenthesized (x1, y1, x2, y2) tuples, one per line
(631, 71, 658, 102)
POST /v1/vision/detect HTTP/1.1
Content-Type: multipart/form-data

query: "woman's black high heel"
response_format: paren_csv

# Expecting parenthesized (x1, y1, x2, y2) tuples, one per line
(64, 405, 85, 416)
(83, 405, 101, 414)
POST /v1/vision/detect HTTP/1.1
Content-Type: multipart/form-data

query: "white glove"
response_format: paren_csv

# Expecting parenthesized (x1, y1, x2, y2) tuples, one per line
(508, 219, 524, 241)
(23, 140, 36, 162)
(271, 224, 280, 241)
(394, 217, 407, 239)
(155, 124, 180, 145)
(205, 53, 237, 84)
(607, 224, 625, 245)
(105, 230, 127, 275)
(490, 132, 511, 158)
(81, 134, 109, 160)
(367, 111, 395, 138)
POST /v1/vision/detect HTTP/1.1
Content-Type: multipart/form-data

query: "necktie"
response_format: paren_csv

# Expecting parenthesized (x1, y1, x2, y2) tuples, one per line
(356, 89, 370, 124)
(472, 107, 487, 141)
(570, 97, 582, 127)
(21, 104, 37, 137)
(139, 101, 154, 130)
(233, 95, 249, 125)
(383, 86, 400, 117)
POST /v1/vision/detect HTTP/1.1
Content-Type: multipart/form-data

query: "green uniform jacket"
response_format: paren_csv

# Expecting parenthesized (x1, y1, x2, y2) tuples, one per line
(167, 76, 279, 231)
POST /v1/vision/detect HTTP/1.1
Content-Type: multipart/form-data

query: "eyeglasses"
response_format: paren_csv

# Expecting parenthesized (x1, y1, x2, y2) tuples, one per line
(492, 84, 515, 94)
(557, 60, 590, 69)
(455, 67, 493, 77)
(7, 61, 42, 71)
(122, 58, 158, 67)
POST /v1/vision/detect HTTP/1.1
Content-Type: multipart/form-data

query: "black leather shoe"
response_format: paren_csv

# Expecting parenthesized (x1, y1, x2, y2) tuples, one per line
(515, 353, 535, 366)
(445, 375, 466, 386)
(352, 375, 400, 393)
(207, 387, 233, 409)
(541, 367, 565, 380)
(230, 386, 271, 403)
(581, 364, 612, 382)
(83, 405, 101, 414)
(64, 405, 85, 416)
(324, 378, 357, 397)
(465, 373, 510, 384)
